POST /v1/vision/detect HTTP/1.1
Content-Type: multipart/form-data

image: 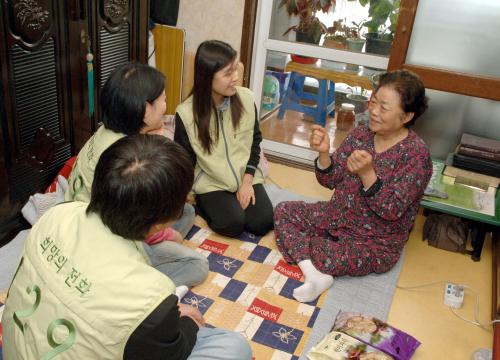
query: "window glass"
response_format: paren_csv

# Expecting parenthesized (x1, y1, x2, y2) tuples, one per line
(269, 0, 400, 57)
(407, 0, 500, 77)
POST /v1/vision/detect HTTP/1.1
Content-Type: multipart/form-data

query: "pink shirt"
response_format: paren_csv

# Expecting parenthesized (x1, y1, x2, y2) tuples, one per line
(145, 227, 175, 245)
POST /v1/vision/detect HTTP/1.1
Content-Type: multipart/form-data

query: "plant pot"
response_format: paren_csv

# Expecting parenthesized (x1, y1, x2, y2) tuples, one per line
(293, 31, 320, 63)
(364, 32, 393, 56)
(296, 30, 319, 45)
(290, 54, 317, 64)
(346, 93, 369, 114)
(323, 37, 346, 50)
(345, 63, 360, 72)
(346, 38, 365, 52)
(345, 38, 366, 72)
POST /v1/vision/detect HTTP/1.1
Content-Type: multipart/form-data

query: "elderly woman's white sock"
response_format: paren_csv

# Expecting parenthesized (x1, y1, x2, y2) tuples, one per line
(293, 260, 333, 303)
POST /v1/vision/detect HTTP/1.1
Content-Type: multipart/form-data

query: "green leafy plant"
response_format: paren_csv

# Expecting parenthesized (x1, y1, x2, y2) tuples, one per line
(279, 0, 336, 44)
(347, 20, 365, 39)
(325, 19, 360, 40)
(323, 18, 365, 50)
(359, 0, 400, 39)
(324, 19, 350, 47)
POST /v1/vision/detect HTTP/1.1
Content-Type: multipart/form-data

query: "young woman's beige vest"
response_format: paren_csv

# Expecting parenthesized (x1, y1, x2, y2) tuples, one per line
(176, 86, 264, 194)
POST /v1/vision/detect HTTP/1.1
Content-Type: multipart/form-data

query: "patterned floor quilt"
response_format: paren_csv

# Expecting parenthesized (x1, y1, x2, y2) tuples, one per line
(183, 224, 327, 360)
(0, 220, 402, 359)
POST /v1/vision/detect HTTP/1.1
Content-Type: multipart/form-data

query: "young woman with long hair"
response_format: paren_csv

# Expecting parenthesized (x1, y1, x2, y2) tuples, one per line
(175, 40, 273, 238)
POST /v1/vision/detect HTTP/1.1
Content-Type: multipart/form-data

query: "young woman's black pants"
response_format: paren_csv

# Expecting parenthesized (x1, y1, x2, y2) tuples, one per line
(196, 184, 274, 238)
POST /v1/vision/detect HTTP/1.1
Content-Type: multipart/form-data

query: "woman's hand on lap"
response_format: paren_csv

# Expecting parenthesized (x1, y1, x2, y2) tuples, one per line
(237, 174, 255, 210)
(178, 303, 205, 328)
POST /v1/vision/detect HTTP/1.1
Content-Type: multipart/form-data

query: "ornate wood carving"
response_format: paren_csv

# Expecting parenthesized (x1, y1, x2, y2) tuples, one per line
(0, 0, 149, 246)
(10, 0, 52, 44)
(25, 128, 55, 168)
(102, 0, 129, 28)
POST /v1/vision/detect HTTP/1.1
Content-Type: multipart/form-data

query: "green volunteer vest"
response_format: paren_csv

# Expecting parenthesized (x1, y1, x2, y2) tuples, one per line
(65, 126, 125, 202)
(176, 86, 264, 194)
(1, 202, 175, 360)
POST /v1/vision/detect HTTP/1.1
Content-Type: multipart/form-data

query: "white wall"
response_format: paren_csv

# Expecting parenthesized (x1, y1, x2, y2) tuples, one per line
(176, 0, 245, 98)
(177, 0, 245, 53)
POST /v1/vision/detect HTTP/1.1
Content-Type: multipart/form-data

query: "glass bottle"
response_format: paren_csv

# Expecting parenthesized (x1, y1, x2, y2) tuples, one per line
(337, 103, 355, 131)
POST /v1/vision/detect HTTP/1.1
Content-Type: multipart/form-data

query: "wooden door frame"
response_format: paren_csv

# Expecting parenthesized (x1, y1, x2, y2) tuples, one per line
(240, 0, 258, 87)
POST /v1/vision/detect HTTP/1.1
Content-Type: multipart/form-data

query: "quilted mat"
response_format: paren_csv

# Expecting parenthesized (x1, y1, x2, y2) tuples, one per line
(182, 225, 329, 360)
(0, 220, 402, 360)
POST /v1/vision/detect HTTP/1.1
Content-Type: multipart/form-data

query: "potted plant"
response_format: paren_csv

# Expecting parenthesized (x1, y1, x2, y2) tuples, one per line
(345, 20, 366, 52)
(346, 86, 369, 113)
(359, 0, 400, 55)
(279, 0, 336, 45)
(333, 20, 365, 71)
(323, 19, 350, 49)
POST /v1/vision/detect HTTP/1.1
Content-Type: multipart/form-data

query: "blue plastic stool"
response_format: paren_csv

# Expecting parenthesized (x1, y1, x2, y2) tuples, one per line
(277, 71, 335, 127)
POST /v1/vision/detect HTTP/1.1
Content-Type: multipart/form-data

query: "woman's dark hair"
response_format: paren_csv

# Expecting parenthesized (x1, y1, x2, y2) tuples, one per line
(376, 70, 428, 127)
(87, 134, 194, 240)
(192, 40, 244, 153)
(101, 62, 165, 135)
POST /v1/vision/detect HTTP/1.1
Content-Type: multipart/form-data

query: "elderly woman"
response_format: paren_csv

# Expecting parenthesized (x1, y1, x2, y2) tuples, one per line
(274, 70, 433, 303)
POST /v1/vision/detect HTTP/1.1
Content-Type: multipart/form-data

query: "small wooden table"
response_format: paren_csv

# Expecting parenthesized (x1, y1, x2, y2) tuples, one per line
(284, 61, 375, 90)
(277, 61, 374, 126)
(420, 160, 500, 261)
(420, 160, 500, 357)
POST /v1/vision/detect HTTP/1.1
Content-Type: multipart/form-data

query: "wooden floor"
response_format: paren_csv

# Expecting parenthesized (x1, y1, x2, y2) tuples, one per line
(261, 110, 493, 358)
(266, 161, 493, 359)
(260, 107, 351, 151)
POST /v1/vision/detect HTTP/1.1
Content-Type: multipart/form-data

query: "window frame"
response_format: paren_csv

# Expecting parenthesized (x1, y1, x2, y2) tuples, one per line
(388, 0, 500, 101)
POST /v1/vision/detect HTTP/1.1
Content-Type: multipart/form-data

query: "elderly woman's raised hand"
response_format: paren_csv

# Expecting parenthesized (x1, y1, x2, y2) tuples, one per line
(310, 125, 330, 154)
(347, 150, 373, 175)
(310, 125, 332, 168)
(347, 150, 378, 189)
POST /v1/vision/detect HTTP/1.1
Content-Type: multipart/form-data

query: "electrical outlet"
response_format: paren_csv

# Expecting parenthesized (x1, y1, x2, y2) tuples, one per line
(444, 283, 464, 309)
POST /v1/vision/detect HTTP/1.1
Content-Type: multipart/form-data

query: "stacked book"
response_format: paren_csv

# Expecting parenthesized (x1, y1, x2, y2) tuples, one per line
(453, 133, 500, 177)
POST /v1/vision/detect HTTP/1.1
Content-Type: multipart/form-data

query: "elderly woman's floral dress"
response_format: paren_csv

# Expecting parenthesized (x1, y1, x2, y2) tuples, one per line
(274, 125, 432, 276)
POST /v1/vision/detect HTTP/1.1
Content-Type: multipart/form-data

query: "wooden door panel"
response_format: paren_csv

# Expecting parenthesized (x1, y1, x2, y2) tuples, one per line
(0, 0, 149, 246)
(89, 0, 148, 127)
(0, 0, 72, 244)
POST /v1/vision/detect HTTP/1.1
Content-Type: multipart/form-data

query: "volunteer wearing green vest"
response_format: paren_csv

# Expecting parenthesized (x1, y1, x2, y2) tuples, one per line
(175, 40, 274, 238)
(2, 135, 252, 360)
(65, 62, 208, 288)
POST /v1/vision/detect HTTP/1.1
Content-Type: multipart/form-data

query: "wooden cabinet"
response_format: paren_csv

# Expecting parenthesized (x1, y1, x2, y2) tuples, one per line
(0, 0, 149, 245)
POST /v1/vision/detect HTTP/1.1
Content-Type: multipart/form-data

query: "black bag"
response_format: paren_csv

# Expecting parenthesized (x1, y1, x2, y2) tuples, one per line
(150, 0, 180, 26)
(423, 213, 468, 253)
